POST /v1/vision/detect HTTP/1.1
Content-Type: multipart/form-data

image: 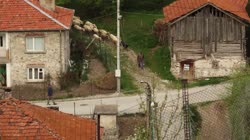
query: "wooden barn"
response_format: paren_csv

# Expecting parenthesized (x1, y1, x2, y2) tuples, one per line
(160, 0, 250, 79)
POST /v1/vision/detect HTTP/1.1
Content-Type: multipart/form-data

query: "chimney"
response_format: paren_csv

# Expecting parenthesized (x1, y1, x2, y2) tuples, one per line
(39, 0, 55, 11)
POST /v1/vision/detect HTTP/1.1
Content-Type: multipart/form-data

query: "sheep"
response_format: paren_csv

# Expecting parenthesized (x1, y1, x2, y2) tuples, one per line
(83, 24, 93, 32)
(109, 34, 118, 44)
(74, 25, 82, 31)
(99, 29, 108, 38)
(93, 34, 101, 40)
(73, 18, 83, 25)
(93, 28, 99, 33)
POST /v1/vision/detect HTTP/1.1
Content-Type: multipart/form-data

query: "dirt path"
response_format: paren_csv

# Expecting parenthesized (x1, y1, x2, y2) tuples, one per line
(122, 48, 168, 91)
(88, 58, 107, 81)
(197, 101, 231, 140)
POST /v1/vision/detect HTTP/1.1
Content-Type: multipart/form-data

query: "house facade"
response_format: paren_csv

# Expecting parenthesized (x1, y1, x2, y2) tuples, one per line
(0, 0, 74, 87)
(162, 0, 250, 79)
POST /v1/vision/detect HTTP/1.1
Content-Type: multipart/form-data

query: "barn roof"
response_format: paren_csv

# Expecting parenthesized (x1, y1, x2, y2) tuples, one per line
(0, 98, 96, 140)
(0, 0, 74, 31)
(163, 0, 250, 23)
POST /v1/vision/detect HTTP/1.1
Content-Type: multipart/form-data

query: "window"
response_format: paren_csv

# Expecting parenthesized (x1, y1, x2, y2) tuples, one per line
(27, 68, 45, 81)
(0, 35, 5, 48)
(26, 37, 44, 52)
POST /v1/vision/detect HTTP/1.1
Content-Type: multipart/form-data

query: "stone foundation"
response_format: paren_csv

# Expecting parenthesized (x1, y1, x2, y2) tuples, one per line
(171, 57, 246, 79)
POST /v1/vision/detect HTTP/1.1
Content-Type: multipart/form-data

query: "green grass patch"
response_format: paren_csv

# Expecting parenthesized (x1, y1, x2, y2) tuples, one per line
(91, 12, 178, 81)
(149, 46, 176, 80)
(188, 77, 230, 88)
(121, 69, 138, 92)
(93, 41, 138, 92)
(189, 105, 202, 137)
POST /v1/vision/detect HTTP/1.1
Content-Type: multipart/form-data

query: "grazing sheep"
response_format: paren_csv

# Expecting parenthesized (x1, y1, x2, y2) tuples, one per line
(99, 29, 108, 38)
(74, 25, 82, 30)
(109, 34, 118, 44)
(83, 25, 93, 32)
(93, 34, 101, 40)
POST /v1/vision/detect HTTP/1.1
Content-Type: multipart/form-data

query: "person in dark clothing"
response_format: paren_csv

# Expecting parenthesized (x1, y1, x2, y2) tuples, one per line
(137, 52, 144, 70)
(47, 83, 56, 105)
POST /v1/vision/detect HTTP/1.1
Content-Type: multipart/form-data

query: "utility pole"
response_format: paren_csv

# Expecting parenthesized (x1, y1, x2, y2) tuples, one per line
(141, 81, 152, 140)
(116, 0, 121, 94)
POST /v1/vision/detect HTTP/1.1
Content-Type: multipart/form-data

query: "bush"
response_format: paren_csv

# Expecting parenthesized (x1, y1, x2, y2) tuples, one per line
(149, 46, 176, 80)
(58, 72, 80, 90)
(189, 105, 202, 136)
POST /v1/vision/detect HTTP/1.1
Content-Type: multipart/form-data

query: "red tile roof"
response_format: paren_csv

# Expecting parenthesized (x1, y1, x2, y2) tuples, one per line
(0, 0, 74, 31)
(163, 0, 250, 23)
(0, 98, 96, 140)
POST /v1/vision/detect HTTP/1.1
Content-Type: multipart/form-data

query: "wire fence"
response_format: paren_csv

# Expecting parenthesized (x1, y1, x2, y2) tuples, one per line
(139, 82, 233, 140)
(2, 78, 250, 140)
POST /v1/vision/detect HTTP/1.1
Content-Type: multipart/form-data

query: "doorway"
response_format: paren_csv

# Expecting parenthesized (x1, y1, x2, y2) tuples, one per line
(180, 60, 195, 80)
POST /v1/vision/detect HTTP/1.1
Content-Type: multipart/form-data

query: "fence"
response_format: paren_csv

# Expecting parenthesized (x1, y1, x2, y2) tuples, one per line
(126, 81, 233, 140)
(2, 76, 250, 140)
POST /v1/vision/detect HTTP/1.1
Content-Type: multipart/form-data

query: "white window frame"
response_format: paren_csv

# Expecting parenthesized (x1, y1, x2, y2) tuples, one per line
(27, 68, 45, 82)
(26, 37, 45, 52)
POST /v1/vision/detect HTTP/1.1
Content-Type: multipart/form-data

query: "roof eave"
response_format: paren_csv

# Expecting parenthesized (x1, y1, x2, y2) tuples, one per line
(164, 3, 250, 26)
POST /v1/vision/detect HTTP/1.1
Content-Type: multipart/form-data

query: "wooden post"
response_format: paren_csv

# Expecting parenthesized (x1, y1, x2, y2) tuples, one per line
(146, 85, 152, 140)
(97, 114, 101, 140)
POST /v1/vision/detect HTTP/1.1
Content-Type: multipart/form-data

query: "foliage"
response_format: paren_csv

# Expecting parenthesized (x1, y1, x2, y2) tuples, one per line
(0, 65, 6, 86)
(122, 0, 174, 11)
(149, 46, 175, 80)
(93, 41, 137, 92)
(92, 12, 177, 81)
(57, 0, 120, 18)
(69, 29, 90, 83)
(188, 77, 230, 88)
(126, 126, 147, 140)
(58, 72, 80, 90)
(189, 105, 202, 137)
(93, 42, 116, 72)
(121, 70, 138, 92)
(225, 68, 250, 140)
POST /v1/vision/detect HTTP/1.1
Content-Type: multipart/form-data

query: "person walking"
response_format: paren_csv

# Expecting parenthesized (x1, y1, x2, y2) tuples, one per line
(47, 83, 56, 105)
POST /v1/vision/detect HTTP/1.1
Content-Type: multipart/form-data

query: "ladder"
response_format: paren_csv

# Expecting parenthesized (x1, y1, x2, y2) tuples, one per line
(182, 79, 191, 140)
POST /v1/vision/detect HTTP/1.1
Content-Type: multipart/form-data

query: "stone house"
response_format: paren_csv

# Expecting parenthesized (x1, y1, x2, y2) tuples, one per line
(161, 0, 250, 79)
(0, 0, 74, 87)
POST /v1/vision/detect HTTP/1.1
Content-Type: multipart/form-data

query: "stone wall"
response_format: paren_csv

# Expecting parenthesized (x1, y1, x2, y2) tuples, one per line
(171, 57, 246, 79)
(9, 31, 69, 88)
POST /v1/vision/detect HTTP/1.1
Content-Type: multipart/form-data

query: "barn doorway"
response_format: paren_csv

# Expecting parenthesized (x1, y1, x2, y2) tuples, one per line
(180, 60, 195, 80)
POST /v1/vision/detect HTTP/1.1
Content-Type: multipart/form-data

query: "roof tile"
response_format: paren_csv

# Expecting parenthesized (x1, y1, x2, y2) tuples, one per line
(0, 98, 96, 140)
(0, 0, 74, 31)
(163, 0, 250, 23)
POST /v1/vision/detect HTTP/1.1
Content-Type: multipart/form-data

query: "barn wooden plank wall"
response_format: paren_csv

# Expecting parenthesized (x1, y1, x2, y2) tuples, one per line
(169, 5, 246, 61)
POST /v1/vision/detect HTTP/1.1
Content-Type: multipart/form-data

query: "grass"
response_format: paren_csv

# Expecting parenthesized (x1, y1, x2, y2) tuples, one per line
(121, 70, 138, 92)
(149, 46, 176, 80)
(91, 12, 177, 81)
(224, 69, 250, 140)
(91, 11, 232, 88)
(188, 77, 230, 88)
(93, 41, 138, 92)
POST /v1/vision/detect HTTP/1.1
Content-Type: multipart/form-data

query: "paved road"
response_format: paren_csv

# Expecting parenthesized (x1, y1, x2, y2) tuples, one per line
(32, 83, 230, 139)
(32, 83, 230, 116)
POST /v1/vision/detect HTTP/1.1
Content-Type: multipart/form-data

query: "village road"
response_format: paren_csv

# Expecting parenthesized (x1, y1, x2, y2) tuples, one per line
(31, 83, 230, 116)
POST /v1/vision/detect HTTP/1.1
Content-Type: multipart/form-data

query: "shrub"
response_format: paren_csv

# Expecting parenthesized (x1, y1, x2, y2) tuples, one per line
(58, 72, 80, 90)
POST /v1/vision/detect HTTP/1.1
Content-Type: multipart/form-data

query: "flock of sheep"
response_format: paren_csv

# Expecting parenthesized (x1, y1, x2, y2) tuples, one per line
(72, 16, 118, 44)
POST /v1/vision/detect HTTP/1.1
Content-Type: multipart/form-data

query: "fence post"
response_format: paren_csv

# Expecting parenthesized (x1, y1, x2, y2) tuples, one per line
(97, 114, 101, 140)
(182, 79, 191, 140)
